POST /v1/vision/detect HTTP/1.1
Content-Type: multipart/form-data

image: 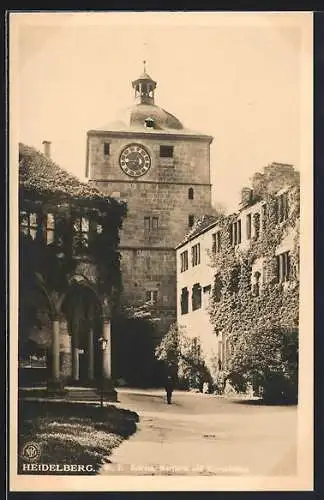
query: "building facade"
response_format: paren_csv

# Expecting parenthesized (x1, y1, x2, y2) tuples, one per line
(176, 163, 300, 382)
(19, 142, 126, 397)
(87, 67, 213, 338)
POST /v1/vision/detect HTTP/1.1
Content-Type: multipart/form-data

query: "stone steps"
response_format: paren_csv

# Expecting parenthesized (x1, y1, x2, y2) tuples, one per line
(66, 389, 101, 401)
(19, 386, 117, 402)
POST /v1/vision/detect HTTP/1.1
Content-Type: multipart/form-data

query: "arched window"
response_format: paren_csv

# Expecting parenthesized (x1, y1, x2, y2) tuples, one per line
(188, 187, 194, 200)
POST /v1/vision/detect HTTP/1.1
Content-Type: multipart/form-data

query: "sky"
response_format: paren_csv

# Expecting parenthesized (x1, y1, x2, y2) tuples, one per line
(12, 12, 312, 211)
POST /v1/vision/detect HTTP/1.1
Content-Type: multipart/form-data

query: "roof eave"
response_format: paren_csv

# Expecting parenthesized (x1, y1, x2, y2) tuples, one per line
(87, 129, 214, 143)
(175, 219, 220, 250)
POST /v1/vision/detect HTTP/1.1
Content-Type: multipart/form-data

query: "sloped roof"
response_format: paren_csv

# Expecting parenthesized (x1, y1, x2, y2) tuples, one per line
(176, 214, 219, 249)
(19, 143, 125, 210)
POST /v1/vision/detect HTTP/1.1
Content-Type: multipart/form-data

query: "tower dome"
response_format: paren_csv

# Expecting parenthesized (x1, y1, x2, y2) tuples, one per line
(91, 62, 212, 137)
(95, 63, 186, 133)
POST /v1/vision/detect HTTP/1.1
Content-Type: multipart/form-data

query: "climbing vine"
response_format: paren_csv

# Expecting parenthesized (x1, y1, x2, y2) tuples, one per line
(20, 199, 126, 295)
(208, 175, 300, 399)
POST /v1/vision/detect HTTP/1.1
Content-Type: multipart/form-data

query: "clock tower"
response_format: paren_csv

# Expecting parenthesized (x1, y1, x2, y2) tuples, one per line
(86, 64, 213, 344)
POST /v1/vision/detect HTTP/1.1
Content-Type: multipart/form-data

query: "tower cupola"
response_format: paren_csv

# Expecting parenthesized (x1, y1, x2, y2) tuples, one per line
(132, 61, 157, 105)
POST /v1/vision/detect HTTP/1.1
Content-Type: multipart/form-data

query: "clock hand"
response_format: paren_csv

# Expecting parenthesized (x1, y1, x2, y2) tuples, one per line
(132, 154, 141, 167)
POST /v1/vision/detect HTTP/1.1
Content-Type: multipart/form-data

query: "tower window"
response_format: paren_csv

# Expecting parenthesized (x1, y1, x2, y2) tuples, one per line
(46, 213, 55, 245)
(145, 117, 155, 128)
(103, 143, 110, 156)
(212, 231, 221, 253)
(144, 216, 150, 231)
(253, 213, 260, 240)
(188, 214, 195, 228)
(72, 216, 89, 254)
(160, 145, 174, 158)
(191, 243, 201, 267)
(192, 283, 202, 311)
(144, 216, 159, 232)
(246, 214, 252, 239)
(180, 250, 189, 272)
(276, 252, 291, 283)
(20, 211, 39, 241)
(230, 220, 241, 246)
(277, 192, 289, 222)
(145, 290, 158, 305)
(181, 287, 189, 315)
(188, 188, 194, 200)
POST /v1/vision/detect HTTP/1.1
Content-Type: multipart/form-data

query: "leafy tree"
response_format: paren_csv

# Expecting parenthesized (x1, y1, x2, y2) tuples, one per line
(155, 323, 212, 390)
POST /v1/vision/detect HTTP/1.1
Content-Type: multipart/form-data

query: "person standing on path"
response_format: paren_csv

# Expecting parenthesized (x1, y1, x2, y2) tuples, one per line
(165, 374, 174, 404)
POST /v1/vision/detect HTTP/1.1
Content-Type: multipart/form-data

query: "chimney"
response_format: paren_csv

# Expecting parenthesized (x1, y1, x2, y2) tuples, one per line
(42, 140, 51, 158)
(240, 187, 253, 207)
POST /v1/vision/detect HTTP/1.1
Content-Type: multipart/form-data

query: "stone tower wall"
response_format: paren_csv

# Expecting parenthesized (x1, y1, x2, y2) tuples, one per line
(89, 132, 212, 339)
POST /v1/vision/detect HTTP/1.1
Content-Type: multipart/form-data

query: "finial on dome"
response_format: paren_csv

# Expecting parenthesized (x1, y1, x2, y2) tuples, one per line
(143, 59, 146, 73)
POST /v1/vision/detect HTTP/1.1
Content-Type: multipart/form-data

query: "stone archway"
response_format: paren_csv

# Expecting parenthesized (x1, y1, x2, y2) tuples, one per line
(18, 276, 56, 387)
(61, 276, 103, 385)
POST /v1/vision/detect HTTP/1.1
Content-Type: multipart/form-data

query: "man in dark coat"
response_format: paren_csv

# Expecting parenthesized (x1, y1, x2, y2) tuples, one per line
(165, 374, 174, 404)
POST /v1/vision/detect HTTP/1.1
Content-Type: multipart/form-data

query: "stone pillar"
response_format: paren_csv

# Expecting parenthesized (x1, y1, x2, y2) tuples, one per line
(72, 346, 80, 381)
(60, 319, 72, 379)
(88, 328, 94, 381)
(102, 319, 111, 379)
(97, 314, 117, 402)
(97, 294, 117, 401)
(52, 319, 60, 381)
(47, 318, 65, 393)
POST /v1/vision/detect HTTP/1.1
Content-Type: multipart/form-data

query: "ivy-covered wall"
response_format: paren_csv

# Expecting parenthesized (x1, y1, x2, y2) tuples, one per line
(207, 166, 300, 397)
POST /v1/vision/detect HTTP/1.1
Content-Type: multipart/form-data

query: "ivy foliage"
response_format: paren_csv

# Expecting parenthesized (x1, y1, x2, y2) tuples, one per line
(208, 168, 300, 400)
(19, 142, 127, 312)
(20, 205, 126, 298)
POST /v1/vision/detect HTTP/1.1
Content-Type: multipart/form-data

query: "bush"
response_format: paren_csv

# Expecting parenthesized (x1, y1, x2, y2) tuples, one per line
(228, 326, 298, 403)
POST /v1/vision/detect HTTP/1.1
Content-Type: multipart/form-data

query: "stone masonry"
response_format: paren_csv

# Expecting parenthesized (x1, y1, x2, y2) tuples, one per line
(87, 68, 213, 339)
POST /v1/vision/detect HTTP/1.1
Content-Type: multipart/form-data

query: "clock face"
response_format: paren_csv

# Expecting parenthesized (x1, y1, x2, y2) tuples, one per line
(119, 144, 151, 177)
